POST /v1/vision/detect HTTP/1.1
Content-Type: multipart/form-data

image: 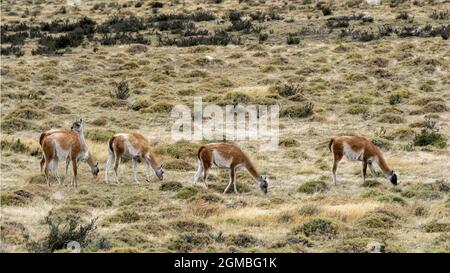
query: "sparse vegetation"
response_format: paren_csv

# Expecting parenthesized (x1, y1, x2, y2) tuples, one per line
(1, 0, 449, 254)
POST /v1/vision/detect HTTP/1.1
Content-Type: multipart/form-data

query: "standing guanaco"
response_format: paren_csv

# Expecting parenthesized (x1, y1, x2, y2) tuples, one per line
(329, 135, 397, 185)
(194, 143, 268, 194)
(40, 119, 99, 187)
(105, 133, 164, 184)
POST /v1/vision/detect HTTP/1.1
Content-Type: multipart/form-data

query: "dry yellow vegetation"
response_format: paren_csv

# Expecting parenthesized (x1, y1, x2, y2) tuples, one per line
(1, 0, 449, 253)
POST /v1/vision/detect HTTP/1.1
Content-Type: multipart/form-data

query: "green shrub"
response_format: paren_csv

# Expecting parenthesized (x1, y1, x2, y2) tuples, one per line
(1, 139, 30, 153)
(298, 204, 319, 216)
(1, 190, 33, 206)
(114, 80, 130, 100)
(279, 138, 299, 147)
(85, 129, 115, 142)
(144, 101, 174, 113)
(377, 194, 406, 205)
(106, 210, 140, 223)
(334, 238, 373, 253)
(27, 213, 97, 253)
(171, 220, 212, 233)
(357, 211, 397, 229)
(378, 114, 405, 124)
(423, 222, 450, 233)
(412, 129, 446, 148)
(164, 159, 194, 170)
(294, 218, 339, 239)
(157, 140, 199, 160)
(346, 105, 368, 115)
(176, 187, 198, 199)
(195, 193, 223, 203)
(280, 102, 314, 118)
(226, 233, 260, 247)
(160, 181, 183, 191)
(167, 233, 212, 252)
(223, 92, 251, 104)
(272, 83, 300, 97)
(298, 180, 328, 194)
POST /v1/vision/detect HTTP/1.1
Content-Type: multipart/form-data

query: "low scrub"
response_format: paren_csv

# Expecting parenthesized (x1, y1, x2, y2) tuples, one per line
(294, 218, 339, 239)
(298, 180, 328, 194)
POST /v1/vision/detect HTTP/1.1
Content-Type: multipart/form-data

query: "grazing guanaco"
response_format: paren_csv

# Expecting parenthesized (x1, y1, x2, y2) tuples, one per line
(40, 119, 99, 187)
(194, 143, 268, 194)
(329, 135, 397, 185)
(105, 133, 164, 184)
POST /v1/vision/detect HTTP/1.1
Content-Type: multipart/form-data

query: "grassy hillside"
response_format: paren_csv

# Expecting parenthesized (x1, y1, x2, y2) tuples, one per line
(1, 0, 449, 253)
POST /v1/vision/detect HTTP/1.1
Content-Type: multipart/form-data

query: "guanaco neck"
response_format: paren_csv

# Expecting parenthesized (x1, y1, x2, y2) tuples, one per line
(376, 153, 392, 176)
(76, 130, 88, 152)
(146, 150, 159, 171)
(86, 152, 96, 168)
(243, 157, 260, 180)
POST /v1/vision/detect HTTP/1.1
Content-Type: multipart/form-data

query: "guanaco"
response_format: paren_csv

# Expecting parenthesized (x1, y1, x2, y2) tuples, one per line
(329, 135, 397, 185)
(105, 133, 164, 184)
(194, 143, 268, 194)
(40, 119, 99, 187)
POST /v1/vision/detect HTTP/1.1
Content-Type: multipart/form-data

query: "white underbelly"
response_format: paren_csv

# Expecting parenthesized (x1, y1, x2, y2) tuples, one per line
(343, 143, 364, 161)
(212, 151, 232, 169)
(54, 142, 70, 161)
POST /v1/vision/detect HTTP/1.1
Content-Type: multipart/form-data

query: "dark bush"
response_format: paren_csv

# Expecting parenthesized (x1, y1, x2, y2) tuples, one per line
(396, 12, 410, 20)
(227, 19, 253, 33)
(317, 3, 333, 16)
(150, 2, 164, 8)
(228, 10, 242, 21)
(1, 139, 30, 153)
(99, 33, 149, 45)
(114, 80, 130, 100)
(287, 34, 300, 44)
(281, 103, 314, 118)
(97, 16, 146, 34)
(151, 11, 215, 22)
(430, 10, 448, 20)
(1, 46, 24, 57)
(158, 30, 239, 47)
(32, 28, 84, 55)
(275, 83, 300, 97)
(40, 17, 96, 35)
(1, 31, 29, 45)
(413, 129, 446, 148)
(27, 214, 97, 253)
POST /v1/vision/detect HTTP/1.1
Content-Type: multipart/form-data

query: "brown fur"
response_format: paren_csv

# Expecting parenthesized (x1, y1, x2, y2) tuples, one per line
(329, 135, 394, 185)
(40, 129, 97, 187)
(105, 133, 163, 183)
(195, 143, 267, 194)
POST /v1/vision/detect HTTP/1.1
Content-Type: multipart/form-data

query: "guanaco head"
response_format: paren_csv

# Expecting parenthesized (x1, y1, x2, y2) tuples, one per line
(388, 170, 397, 185)
(70, 119, 84, 133)
(258, 175, 268, 194)
(155, 163, 164, 180)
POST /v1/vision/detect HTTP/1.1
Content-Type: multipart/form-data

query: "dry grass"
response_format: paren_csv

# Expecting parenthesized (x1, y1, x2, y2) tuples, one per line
(1, 0, 449, 253)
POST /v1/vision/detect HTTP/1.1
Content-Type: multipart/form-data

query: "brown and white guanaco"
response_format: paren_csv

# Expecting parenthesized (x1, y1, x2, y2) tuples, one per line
(105, 133, 164, 184)
(194, 143, 268, 194)
(39, 119, 99, 187)
(329, 135, 397, 185)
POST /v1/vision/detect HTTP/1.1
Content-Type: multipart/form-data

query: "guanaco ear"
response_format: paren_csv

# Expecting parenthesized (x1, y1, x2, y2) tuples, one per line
(160, 163, 164, 168)
(96, 161, 99, 167)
